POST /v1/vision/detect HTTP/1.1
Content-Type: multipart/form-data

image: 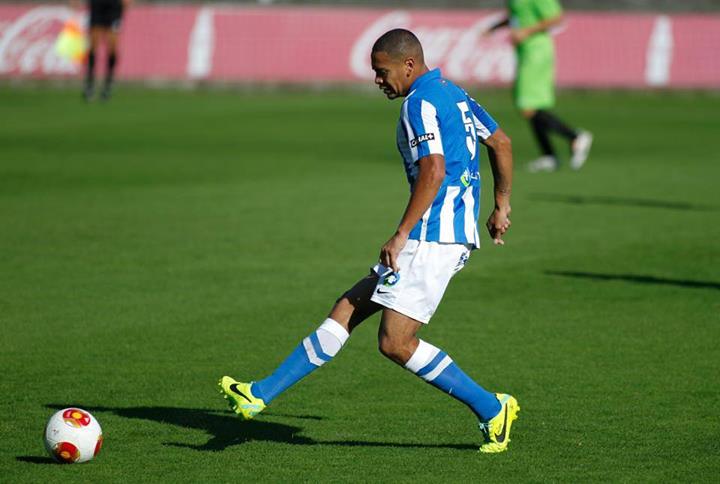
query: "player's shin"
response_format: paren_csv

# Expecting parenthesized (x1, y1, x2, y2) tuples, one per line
(84, 50, 96, 98)
(106, 53, 117, 86)
(529, 112, 555, 157)
(405, 340, 501, 421)
(252, 318, 349, 404)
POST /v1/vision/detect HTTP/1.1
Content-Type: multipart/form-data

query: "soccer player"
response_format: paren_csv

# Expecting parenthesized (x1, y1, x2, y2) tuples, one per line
(82, 0, 130, 101)
(219, 29, 519, 453)
(486, 0, 592, 171)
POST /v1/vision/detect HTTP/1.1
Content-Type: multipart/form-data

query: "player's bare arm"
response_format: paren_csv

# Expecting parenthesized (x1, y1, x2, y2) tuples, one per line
(511, 14, 563, 44)
(482, 128, 513, 245)
(379, 153, 445, 271)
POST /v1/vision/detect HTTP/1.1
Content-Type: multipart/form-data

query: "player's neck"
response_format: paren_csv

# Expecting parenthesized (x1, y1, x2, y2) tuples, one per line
(405, 64, 430, 94)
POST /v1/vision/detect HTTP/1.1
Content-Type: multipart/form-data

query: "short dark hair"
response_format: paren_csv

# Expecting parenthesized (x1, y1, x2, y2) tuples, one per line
(371, 29, 424, 63)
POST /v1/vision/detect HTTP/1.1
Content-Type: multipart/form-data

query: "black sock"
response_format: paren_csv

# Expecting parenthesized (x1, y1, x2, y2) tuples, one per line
(530, 113, 556, 157)
(105, 52, 117, 88)
(85, 50, 95, 89)
(535, 110, 577, 141)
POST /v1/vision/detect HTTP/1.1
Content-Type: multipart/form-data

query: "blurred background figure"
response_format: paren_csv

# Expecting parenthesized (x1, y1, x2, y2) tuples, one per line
(487, 0, 593, 172)
(81, 0, 131, 101)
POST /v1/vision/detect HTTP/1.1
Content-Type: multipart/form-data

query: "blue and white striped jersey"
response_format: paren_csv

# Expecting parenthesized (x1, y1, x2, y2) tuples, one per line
(396, 68, 498, 248)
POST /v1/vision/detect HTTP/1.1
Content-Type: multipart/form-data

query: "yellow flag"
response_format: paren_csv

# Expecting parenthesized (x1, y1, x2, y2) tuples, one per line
(54, 19, 87, 64)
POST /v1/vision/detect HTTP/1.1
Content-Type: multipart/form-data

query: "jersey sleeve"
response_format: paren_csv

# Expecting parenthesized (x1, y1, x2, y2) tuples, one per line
(402, 96, 444, 163)
(467, 96, 499, 141)
(534, 0, 563, 21)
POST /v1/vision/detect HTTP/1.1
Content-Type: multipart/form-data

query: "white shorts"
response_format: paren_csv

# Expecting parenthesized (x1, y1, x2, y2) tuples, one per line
(369, 239, 472, 324)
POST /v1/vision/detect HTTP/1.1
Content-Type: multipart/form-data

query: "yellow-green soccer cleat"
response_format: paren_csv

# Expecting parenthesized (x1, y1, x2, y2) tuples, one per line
(218, 376, 266, 420)
(479, 393, 520, 453)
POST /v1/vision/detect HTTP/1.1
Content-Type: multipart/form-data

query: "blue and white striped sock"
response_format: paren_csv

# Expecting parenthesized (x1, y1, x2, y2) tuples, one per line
(252, 318, 349, 404)
(405, 339, 501, 421)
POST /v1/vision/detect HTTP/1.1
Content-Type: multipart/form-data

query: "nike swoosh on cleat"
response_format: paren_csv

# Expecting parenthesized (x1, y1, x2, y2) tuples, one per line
(376, 289, 390, 294)
(228, 384, 252, 402)
(494, 405, 510, 443)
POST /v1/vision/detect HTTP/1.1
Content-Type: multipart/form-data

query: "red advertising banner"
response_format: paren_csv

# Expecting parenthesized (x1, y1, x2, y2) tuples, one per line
(1, 4, 718, 88)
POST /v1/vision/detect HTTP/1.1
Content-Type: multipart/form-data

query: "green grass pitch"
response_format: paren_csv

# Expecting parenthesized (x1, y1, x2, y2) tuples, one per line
(1, 85, 718, 482)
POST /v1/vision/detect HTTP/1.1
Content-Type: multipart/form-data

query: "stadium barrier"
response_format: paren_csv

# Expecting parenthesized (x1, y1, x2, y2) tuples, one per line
(1, 4, 719, 88)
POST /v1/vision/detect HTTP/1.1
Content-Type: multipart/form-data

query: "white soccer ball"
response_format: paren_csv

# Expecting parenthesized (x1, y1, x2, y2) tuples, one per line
(44, 408, 103, 464)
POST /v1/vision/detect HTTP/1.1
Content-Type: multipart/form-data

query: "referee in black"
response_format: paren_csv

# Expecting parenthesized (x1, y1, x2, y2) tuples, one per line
(83, 0, 131, 101)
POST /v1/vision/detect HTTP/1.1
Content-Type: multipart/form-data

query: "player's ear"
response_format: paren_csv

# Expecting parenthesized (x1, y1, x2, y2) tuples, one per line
(404, 57, 415, 77)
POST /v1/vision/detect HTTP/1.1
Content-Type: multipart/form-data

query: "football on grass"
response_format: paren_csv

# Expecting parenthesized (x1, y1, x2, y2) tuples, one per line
(44, 408, 103, 463)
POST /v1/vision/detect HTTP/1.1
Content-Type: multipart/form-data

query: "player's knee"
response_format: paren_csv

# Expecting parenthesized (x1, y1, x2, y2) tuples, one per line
(377, 335, 411, 365)
(377, 336, 397, 361)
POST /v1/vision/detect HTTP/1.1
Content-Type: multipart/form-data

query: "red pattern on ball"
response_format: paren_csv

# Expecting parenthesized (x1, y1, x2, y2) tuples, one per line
(62, 408, 91, 428)
(94, 434, 104, 456)
(54, 441, 80, 463)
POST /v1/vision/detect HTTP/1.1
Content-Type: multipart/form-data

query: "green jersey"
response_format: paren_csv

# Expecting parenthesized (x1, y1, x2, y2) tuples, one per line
(509, 0, 563, 29)
(509, 0, 563, 51)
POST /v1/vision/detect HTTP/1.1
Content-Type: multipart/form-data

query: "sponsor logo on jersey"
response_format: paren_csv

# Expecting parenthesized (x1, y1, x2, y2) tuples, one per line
(410, 132, 435, 147)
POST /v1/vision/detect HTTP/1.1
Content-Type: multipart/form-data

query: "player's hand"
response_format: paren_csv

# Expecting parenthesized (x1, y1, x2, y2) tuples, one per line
(486, 205, 511, 245)
(379, 231, 408, 272)
(510, 28, 531, 45)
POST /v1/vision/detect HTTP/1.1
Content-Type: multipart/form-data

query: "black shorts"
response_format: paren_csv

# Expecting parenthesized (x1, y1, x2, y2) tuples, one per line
(89, 0, 123, 30)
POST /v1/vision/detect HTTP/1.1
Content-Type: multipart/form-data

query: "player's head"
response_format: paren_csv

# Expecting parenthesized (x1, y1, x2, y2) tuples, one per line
(371, 29, 427, 99)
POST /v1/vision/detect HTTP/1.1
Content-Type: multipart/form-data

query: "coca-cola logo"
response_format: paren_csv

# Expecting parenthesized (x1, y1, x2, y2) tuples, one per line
(0, 6, 82, 75)
(350, 10, 516, 84)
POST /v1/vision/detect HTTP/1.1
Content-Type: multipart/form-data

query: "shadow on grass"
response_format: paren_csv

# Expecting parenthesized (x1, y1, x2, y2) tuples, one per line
(529, 193, 714, 211)
(15, 456, 56, 465)
(45, 404, 476, 452)
(546, 270, 720, 290)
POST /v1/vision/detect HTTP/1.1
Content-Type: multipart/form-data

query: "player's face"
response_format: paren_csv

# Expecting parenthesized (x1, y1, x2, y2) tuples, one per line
(371, 51, 410, 99)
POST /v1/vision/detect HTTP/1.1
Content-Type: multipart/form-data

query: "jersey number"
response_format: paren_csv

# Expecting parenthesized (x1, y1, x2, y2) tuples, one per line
(456, 102, 477, 159)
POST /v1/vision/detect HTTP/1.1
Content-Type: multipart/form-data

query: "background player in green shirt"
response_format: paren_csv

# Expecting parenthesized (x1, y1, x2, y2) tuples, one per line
(487, 0, 593, 172)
